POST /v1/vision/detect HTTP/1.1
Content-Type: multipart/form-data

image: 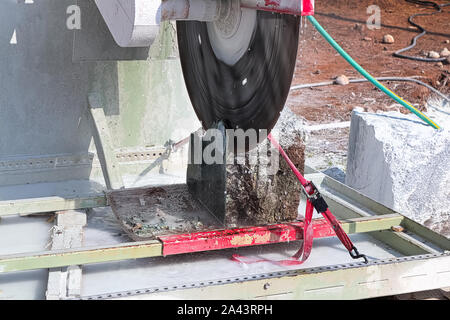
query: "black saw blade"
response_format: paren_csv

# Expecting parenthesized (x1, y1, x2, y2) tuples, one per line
(177, 11, 300, 133)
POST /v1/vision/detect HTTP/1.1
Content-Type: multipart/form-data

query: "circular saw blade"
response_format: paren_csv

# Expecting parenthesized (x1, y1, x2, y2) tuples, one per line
(177, 11, 300, 132)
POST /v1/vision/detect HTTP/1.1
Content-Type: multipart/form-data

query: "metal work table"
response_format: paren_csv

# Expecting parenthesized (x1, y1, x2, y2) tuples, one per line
(0, 168, 449, 300)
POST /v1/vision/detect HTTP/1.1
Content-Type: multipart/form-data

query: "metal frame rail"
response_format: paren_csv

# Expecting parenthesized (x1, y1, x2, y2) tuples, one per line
(0, 168, 449, 299)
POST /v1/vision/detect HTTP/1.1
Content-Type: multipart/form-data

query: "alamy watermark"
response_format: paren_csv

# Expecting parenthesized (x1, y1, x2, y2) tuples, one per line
(366, 5, 381, 30)
(66, 5, 81, 30)
(189, 128, 281, 175)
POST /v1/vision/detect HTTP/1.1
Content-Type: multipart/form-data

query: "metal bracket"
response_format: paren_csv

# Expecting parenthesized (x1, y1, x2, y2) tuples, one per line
(88, 93, 124, 190)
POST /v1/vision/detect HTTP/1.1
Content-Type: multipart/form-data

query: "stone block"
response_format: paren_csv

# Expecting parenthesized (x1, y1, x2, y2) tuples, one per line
(346, 110, 450, 236)
(188, 107, 306, 227)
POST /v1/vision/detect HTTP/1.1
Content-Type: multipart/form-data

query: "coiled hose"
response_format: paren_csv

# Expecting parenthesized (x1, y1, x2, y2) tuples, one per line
(394, 0, 450, 62)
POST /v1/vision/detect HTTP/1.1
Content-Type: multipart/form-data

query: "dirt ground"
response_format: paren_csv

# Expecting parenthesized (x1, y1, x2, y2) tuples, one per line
(289, 0, 449, 123)
(287, 0, 449, 171)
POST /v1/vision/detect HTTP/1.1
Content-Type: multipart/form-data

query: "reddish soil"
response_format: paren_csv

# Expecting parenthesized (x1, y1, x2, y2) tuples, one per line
(288, 0, 450, 123)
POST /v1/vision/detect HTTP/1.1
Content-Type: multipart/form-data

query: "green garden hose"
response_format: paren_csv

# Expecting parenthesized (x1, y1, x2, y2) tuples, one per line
(306, 15, 441, 129)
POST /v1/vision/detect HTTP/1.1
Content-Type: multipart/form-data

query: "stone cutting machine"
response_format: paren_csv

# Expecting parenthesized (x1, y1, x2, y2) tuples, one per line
(2, 1, 450, 300)
(95, 0, 369, 266)
(96, 0, 314, 133)
(95, 0, 329, 256)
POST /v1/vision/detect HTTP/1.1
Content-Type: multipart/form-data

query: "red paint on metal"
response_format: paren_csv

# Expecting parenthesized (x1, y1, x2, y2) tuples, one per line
(159, 219, 336, 256)
(265, 0, 281, 6)
(302, 0, 315, 16)
(241, 0, 314, 16)
(241, 6, 301, 16)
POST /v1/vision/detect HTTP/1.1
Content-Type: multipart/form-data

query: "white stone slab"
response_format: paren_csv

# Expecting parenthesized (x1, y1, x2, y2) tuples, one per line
(346, 110, 450, 236)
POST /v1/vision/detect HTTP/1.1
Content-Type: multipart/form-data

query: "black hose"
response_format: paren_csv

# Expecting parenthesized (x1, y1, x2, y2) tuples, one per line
(393, 0, 450, 62)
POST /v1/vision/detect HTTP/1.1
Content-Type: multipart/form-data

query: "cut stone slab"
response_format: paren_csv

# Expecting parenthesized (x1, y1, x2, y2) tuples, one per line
(188, 107, 306, 227)
(346, 110, 450, 237)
